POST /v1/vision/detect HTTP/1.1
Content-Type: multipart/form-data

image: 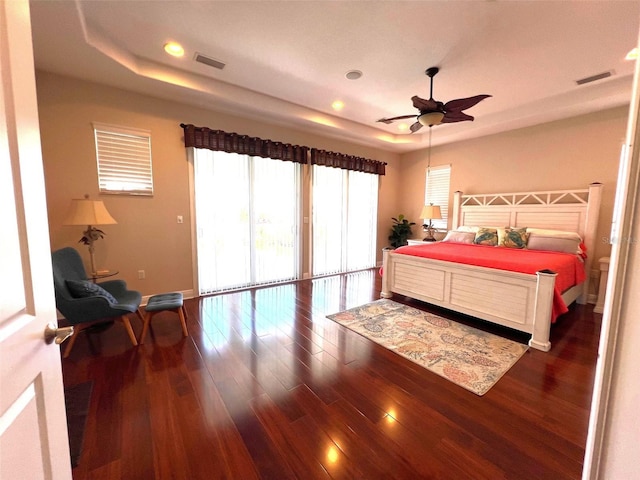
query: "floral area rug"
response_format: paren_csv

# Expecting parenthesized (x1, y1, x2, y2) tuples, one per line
(327, 299, 528, 396)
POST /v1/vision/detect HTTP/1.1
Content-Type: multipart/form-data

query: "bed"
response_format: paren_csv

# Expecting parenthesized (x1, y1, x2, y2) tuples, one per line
(380, 183, 602, 351)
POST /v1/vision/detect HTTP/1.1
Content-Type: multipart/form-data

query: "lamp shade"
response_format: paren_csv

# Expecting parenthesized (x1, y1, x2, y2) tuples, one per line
(420, 205, 442, 220)
(63, 198, 117, 226)
(418, 111, 445, 127)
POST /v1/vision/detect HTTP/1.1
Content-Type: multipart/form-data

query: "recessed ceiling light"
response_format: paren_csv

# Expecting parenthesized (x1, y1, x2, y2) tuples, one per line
(164, 42, 185, 57)
(332, 100, 344, 111)
(345, 70, 363, 80)
(626, 47, 638, 60)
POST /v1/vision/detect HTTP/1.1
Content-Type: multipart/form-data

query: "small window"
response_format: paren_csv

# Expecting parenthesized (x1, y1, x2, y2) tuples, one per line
(424, 164, 451, 230)
(93, 123, 153, 196)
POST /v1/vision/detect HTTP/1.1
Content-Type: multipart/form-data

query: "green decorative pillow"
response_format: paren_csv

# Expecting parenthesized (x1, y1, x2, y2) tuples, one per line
(474, 228, 498, 246)
(66, 279, 117, 304)
(502, 227, 530, 249)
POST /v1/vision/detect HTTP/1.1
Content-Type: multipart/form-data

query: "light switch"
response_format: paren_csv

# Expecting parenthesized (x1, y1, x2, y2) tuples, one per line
(177, 215, 184, 224)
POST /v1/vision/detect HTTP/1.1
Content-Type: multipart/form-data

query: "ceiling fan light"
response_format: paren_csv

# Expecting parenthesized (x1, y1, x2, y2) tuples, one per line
(418, 111, 445, 126)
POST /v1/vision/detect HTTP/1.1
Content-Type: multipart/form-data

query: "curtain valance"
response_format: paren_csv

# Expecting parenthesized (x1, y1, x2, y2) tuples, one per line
(181, 124, 308, 164)
(310, 148, 386, 175)
(181, 124, 386, 175)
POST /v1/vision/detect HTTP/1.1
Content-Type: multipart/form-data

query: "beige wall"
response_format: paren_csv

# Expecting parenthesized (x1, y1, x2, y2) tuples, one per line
(36, 71, 400, 296)
(400, 106, 628, 263)
(37, 70, 625, 297)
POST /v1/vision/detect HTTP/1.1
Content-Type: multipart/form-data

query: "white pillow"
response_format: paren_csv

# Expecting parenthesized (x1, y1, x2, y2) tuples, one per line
(455, 226, 480, 233)
(526, 228, 582, 240)
(442, 230, 476, 244)
(526, 229, 582, 254)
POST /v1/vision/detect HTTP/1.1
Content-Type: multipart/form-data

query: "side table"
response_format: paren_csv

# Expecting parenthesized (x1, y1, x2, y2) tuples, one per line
(90, 270, 119, 283)
(407, 239, 440, 246)
(594, 257, 610, 314)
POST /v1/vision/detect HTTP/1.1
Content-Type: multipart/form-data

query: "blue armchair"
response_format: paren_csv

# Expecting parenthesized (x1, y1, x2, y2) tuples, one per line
(51, 247, 143, 358)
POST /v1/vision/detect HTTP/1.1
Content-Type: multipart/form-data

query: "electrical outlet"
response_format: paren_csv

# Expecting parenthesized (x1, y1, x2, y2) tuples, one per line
(138, 270, 145, 279)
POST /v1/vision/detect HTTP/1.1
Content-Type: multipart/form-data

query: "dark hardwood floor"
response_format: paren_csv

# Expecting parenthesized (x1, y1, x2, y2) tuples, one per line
(61, 269, 601, 479)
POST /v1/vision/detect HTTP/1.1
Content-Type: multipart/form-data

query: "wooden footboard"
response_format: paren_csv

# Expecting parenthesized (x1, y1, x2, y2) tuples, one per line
(381, 248, 556, 351)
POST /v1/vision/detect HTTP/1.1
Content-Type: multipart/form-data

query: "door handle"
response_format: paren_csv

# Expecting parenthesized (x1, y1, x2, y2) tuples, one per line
(44, 323, 74, 345)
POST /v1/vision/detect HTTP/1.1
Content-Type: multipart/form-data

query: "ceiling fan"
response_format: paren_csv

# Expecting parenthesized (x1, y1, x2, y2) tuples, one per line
(377, 66, 491, 133)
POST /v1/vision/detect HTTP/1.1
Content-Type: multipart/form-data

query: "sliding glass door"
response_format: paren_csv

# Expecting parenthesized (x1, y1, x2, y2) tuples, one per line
(345, 170, 379, 271)
(312, 165, 378, 276)
(252, 156, 299, 283)
(194, 150, 299, 294)
(312, 165, 346, 275)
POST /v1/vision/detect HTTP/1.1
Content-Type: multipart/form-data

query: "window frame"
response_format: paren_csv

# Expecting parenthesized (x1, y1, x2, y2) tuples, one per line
(424, 164, 451, 230)
(93, 122, 154, 196)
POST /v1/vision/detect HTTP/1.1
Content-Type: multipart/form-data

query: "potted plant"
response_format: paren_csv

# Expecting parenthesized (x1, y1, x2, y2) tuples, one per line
(388, 214, 415, 248)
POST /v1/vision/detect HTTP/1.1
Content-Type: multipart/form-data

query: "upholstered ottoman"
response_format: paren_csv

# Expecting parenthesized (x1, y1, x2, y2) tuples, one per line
(139, 292, 188, 344)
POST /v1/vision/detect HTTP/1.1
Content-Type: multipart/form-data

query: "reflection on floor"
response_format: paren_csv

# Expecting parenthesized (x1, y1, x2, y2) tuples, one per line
(62, 268, 600, 480)
(196, 270, 378, 393)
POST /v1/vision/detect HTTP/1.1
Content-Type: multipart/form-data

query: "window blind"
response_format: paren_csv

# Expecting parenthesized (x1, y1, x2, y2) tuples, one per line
(424, 164, 451, 230)
(312, 165, 378, 276)
(193, 149, 300, 294)
(94, 123, 153, 195)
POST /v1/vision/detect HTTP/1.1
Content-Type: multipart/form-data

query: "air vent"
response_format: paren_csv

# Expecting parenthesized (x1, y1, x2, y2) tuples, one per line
(194, 53, 226, 70)
(576, 70, 614, 85)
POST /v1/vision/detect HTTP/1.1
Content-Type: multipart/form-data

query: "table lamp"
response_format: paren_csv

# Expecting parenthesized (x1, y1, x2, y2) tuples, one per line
(420, 204, 442, 241)
(63, 195, 117, 275)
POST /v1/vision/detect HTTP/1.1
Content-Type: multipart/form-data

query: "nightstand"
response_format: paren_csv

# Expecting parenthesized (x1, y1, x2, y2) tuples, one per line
(594, 257, 610, 314)
(407, 239, 440, 246)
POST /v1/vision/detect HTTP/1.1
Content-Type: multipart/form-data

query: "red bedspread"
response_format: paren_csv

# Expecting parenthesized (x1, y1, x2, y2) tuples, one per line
(394, 243, 586, 321)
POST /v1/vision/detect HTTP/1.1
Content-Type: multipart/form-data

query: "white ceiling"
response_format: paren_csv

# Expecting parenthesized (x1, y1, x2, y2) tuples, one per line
(29, 0, 640, 153)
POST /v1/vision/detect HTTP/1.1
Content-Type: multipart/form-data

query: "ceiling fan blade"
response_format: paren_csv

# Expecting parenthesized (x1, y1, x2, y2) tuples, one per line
(409, 122, 423, 133)
(444, 95, 491, 113)
(377, 114, 417, 124)
(411, 95, 440, 112)
(442, 111, 475, 123)
(380, 68, 490, 128)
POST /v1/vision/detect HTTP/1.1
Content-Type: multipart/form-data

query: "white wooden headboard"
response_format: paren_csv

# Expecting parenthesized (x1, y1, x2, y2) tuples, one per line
(451, 183, 603, 299)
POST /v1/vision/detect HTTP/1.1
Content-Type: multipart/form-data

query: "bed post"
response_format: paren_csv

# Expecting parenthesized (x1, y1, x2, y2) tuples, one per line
(452, 191, 463, 229)
(580, 182, 603, 303)
(529, 270, 557, 351)
(380, 247, 393, 299)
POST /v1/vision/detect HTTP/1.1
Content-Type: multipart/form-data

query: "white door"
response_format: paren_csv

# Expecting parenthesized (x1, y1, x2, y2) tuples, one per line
(0, 1, 72, 479)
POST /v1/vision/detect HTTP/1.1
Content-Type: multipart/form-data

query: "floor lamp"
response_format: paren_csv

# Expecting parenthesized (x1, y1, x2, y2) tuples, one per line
(63, 195, 117, 275)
